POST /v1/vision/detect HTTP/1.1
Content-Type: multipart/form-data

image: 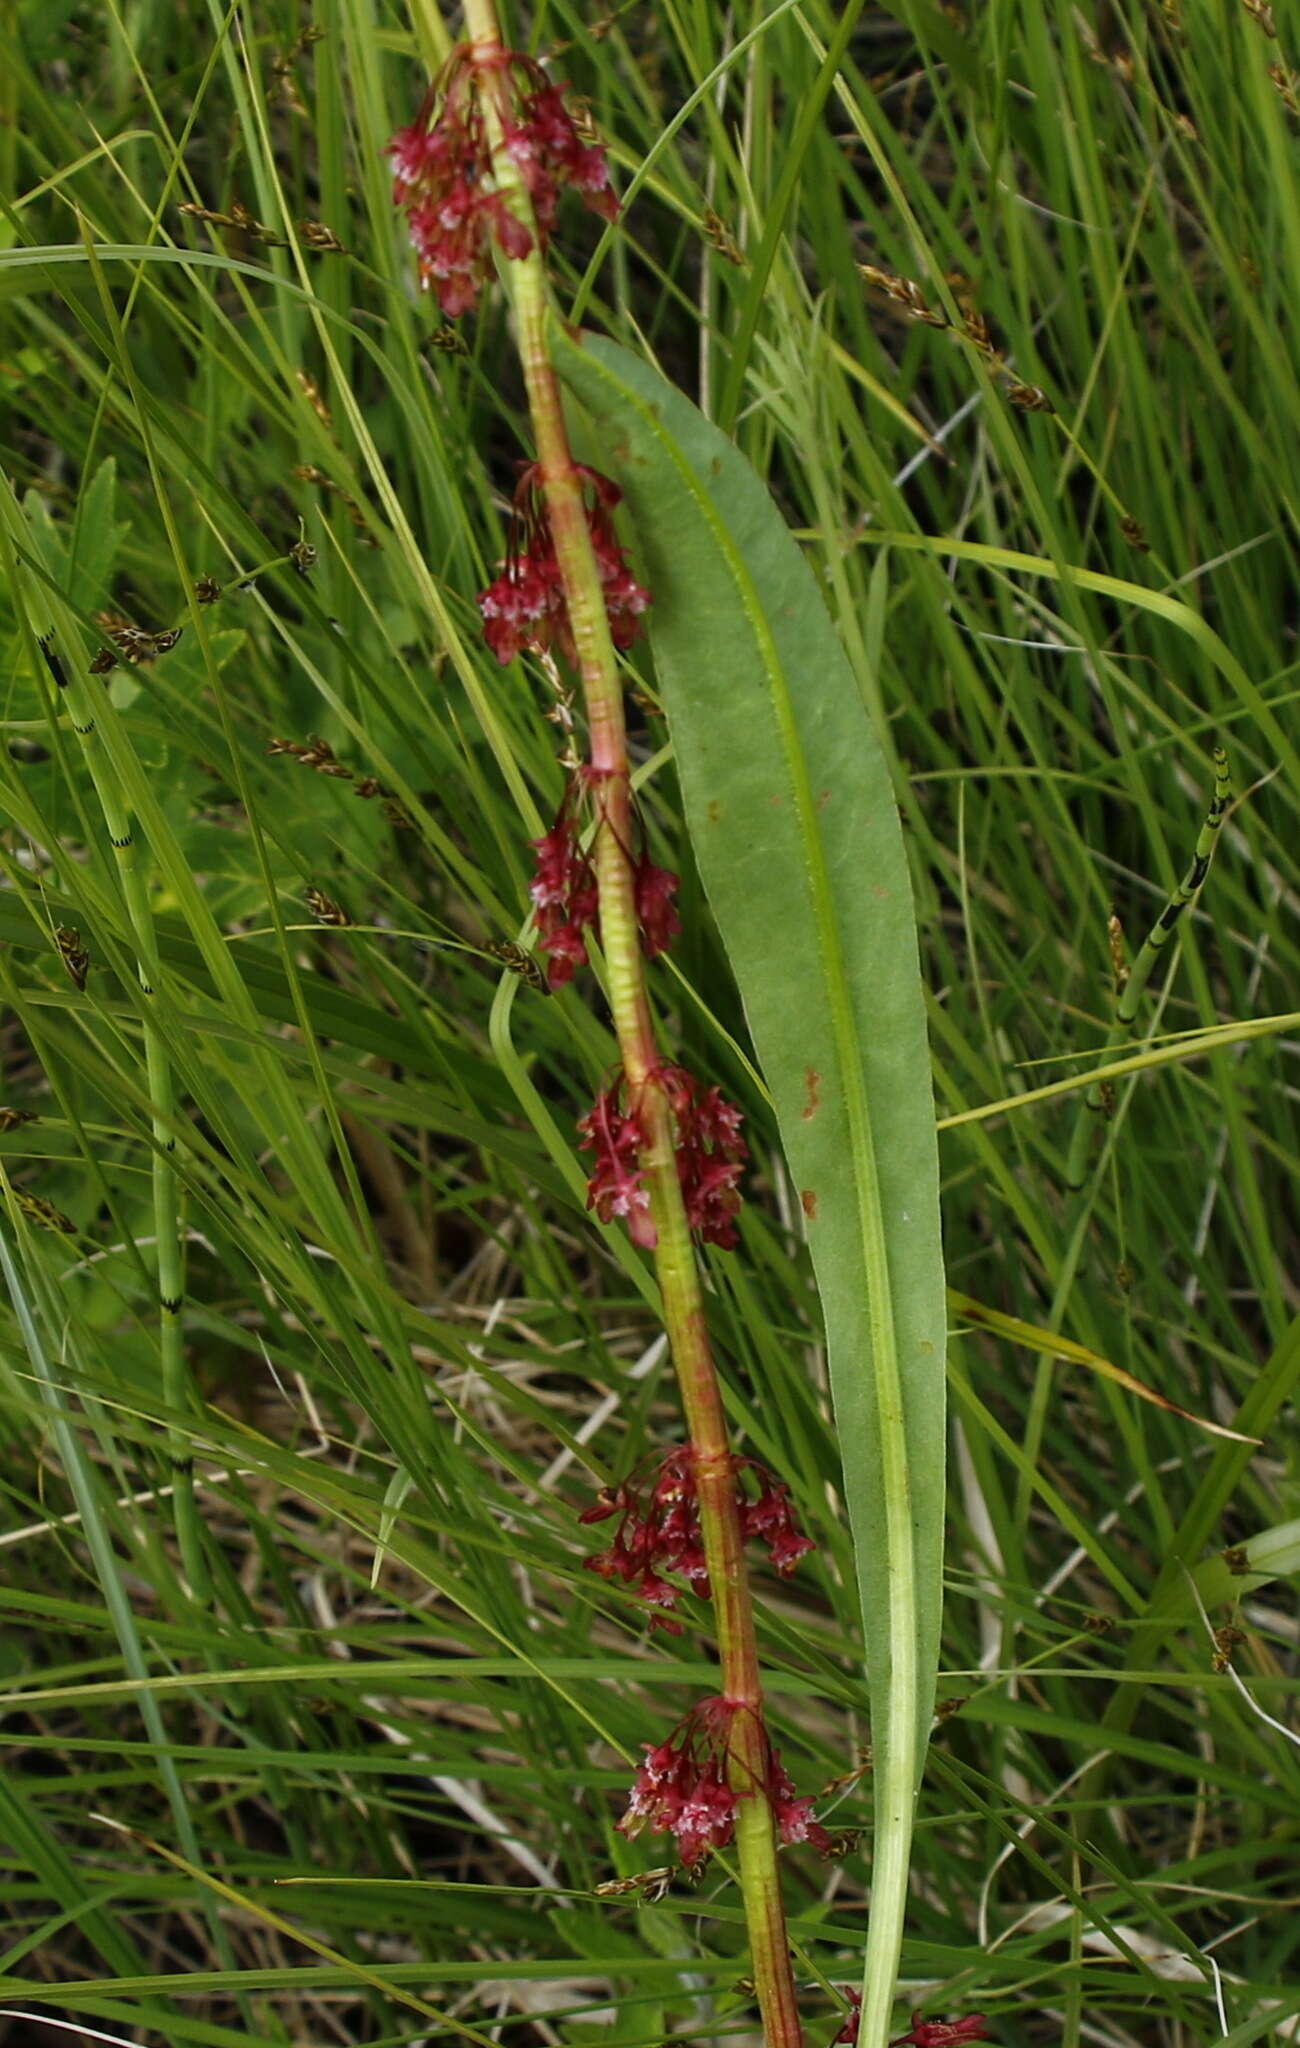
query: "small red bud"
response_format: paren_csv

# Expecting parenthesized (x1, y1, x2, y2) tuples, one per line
(893, 2014, 993, 2048)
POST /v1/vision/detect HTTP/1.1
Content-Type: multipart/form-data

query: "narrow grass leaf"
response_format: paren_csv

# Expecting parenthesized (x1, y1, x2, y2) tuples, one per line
(949, 1292, 1259, 1444)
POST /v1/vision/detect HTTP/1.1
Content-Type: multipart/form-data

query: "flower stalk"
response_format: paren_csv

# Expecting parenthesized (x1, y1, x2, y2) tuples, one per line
(395, 10, 808, 2042)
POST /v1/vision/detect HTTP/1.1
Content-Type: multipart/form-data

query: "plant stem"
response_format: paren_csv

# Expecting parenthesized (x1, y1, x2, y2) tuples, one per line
(0, 501, 209, 1603)
(460, 12, 803, 2042)
(1064, 746, 1231, 1189)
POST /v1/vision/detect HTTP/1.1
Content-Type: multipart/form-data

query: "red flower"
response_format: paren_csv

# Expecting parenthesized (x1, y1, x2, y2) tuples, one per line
(578, 1063, 746, 1250)
(834, 1999, 993, 2048)
(389, 47, 618, 318)
(580, 1450, 814, 1623)
(526, 775, 677, 986)
(478, 549, 567, 666)
(654, 1063, 747, 1248)
(739, 1468, 815, 1577)
(505, 81, 618, 235)
(529, 794, 599, 985)
(577, 1082, 654, 1246)
(580, 1449, 707, 1625)
(619, 1697, 740, 1867)
(767, 1751, 833, 1853)
(477, 462, 650, 667)
(633, 854, 680, 958)
(893, 2018, 992, 2048)
(620, 1697, 830, 1870)
(834, 1989, 863, 2045)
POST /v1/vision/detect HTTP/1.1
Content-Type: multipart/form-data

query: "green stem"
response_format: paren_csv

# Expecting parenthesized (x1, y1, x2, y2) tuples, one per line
(459, 16, 803, 2044)
(1064, 746, 1231, 1191)
(1, 499, 208, 1601)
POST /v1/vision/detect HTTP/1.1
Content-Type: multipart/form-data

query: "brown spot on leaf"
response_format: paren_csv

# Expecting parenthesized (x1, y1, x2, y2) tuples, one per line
(801, 1069, 821, 1120)
(707, 798, 721, 825)
(800, 1189, 818, 1220)
(818, 788, 832, 809)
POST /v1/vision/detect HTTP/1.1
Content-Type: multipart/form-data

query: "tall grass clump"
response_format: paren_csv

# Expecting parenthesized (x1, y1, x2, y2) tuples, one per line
(0, 4, 1297, 2047)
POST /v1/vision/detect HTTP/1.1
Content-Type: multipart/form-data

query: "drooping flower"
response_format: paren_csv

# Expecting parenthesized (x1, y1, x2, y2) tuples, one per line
(653, 1063, 748, 1248)
(766, 1749, 833, 1853)
(526, 772, 675, 985)
(633, 852, 680, 958)
(834, 1999, 994, 2048)
(478, 548, 567, 667)
(580, 1449, 708, 1626)
(619, 1697, 740, 1867)
(577, 1080, 654, 1246)
(478, 462, 650, 667)
(578, 1061, 746, 1250)
(620, 1696, 830, 1869)
(738, 1466, 815, 1577)
(894, 2014, 993, 2048)
(389, 46, 617, 318)
(834, 1989, 863, 2046)
(529, 793, 599, 985)
(505, 81, 618, 240)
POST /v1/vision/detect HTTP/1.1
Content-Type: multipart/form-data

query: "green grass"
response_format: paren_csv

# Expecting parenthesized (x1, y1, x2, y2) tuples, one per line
(0, 1, 1297, 2044)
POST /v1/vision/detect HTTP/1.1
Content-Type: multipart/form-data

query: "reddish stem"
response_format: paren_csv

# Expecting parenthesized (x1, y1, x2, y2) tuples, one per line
(457, 13, 805, 2044)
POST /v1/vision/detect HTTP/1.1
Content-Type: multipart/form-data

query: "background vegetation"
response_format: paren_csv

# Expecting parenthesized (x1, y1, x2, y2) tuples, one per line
(0, 1, 1297, 2044)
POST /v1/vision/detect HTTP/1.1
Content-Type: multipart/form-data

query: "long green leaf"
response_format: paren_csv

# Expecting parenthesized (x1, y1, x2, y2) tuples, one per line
(552, 323, 946, 2042)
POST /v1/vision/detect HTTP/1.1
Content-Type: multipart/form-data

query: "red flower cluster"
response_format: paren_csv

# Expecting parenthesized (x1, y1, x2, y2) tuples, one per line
(738, 1463, 815, 1577)
(580, 1448, 707, 1627)
(577, 1078, 655, 1246)
(389, 47, 616, 317)
(528, 772, 677, 987)
(504, 80, 619, 241)
(833, 1995, 992, 2048)
(766, 1747, 831, 1852)
(581, 1449, 813, 1627)
(621, 1697, 830, 1869)
(656, 1063, 748, 1249)
(633, 854, 681, 958)
(529, 791, 599, 986)
(478, 463, 650, 667)
(578, 1062, 747, 1250)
